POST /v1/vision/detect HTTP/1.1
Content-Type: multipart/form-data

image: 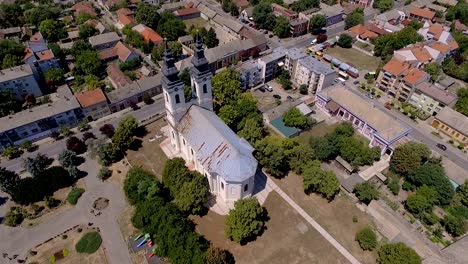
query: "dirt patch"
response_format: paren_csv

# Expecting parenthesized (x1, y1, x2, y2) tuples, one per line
(297, 122, 339, 145)
(325, 46, 381, 71)
(191, 192, 348, 264)
(93, 198, 109, 211)
(27, 226, 107, 264)
(126, 119, 168, 180)
(108, 160, 130, 187)
(272, 173, 378, 264)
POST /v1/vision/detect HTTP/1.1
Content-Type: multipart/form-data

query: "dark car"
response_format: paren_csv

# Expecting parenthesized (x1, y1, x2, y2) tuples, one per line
(287, 95, 294, 101)
(436, 143, 447, 151)
(269, 34, 273, 38)
(273, 94, 281, 99)
(353, 80, 359, 85)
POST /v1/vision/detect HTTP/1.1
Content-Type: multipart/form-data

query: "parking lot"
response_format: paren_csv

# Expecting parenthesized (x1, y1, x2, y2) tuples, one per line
(251, 80, 301, 113)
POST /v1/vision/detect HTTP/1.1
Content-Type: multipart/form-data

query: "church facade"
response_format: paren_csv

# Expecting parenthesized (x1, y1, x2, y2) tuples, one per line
(161, 38, 258, 203)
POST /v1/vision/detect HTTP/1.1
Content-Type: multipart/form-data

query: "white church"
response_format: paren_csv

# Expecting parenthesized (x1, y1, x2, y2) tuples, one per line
(161, 38, 258, 203)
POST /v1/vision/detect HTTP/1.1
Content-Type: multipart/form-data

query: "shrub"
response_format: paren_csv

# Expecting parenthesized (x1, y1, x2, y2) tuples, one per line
(67, 187, 85, 205)
(353, 182, 380, 204)
(352, 216, 358, 223)
(66, 136, 87, 154)
(62, 234, 68, 239)
(78, 121, 91, 132)
(99, 124, 115, 138)
(402, 181, 416, 191)
(82, 132, 96, 142)
(75, 232, 102, 253)
(97, 167, 112, 181)
(355, 227, 377, 250)
(49, 255, 56, 263)
(59, 126, 72, 137)
(63, 249, 69, 257)
(225, 198, 266, 244)
(378, 243, 421, 264)
(4, 207, 25, 227)
(45, 196, 59, 208)
(388, 180, 400, 195)
(443, 215, 466, 237)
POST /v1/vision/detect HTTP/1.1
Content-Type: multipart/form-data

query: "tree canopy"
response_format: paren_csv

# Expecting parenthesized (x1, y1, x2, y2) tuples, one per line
(0, 90, 21, 117)
(378, 243, 421, 264)
(455, 87, 468, 116)
(39, 19, 67, 42)
(112, 115, 139, 151)
(407, 163, 454, 205)
(345, 8, 364, 29)
(135, 2, 161, 29)
(309, 14, 326, 34)
(283, 108, 312, 129)
(75, 50, 102, 76)
(0, 39, 24, 70)
(390, 142, 430, 176)
(355, 227, 377, 250)
(290, 0, 319, 12)
(373, 0, 394, 12)
(273, 16, 290, 38)
(225, 198, 266, 244)
(338, 33, 353, 48)
(374, 27, 424, 58)
(302, 160, 340, 199)
(253, 3, 277, 31)
(353, 182, 380, 204)
(157, 12, 187, 41)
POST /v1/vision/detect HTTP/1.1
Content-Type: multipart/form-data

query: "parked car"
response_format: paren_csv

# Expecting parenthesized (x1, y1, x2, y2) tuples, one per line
(384, 103, 392, 110)
(366, 93, 374, 99)
(436, 143, 447, 151)
(269, 34, 273, 38)
(273, 94, 281, 99)
(287, 95, 294, 102)
(353, 80, 359, 85)
(264, 83, 273, 92)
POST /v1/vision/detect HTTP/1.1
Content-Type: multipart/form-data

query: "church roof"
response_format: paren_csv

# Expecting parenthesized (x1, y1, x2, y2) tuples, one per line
(177, 105, 258, 183)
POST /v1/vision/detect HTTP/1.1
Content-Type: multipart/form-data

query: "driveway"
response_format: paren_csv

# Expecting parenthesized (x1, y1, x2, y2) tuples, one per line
(0, 158, 132, 264)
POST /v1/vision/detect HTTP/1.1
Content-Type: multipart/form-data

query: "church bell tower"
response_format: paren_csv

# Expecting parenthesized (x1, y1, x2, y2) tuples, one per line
(189, 35, 213, 110)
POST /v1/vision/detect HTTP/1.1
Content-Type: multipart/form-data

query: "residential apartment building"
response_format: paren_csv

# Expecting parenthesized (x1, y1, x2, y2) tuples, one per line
(0, 64, 42, 99)
(236, 60, 263, 90)
(317, 84, 411, 155)
(431, 107, 468, 146)
(88, 32, 121, 50)
(293, 56, 336, 94)
(75, 89, 111, 121)
(409, 81, 457, 115)
(257, 47, 286, 82)
(284, 48, 308, 80)
(290, 18, 308, 37)
(23, 49, 60, 81)
(0, 85, 84, 148)
(395, 67, 430, 102)
(272, 3, 298, 20)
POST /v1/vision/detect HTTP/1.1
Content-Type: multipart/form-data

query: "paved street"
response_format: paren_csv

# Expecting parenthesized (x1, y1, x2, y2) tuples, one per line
(0, 158, 131, 264)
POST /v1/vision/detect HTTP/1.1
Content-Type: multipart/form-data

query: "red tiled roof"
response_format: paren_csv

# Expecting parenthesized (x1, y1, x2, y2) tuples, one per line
(234, 0, 250, 8)
(99, 41, 136, 62)
(410, 8, 435, 19)
(383, 58, 408, 76)
(35, 49, 55, 61)
(119, 14, 134, 25)
(410, 46, 432, 63)
(349, 24, 367, 35)
(429, 41, 451, 53)
(75, 89, 107, 107)
(174, 7, 200, 16)
(428, 24, 444, 39)
(23, 48, 34, 60)
(116, 8, 133, 17)
(403, 67, 427, 85)
(72, 2, 97, 17)
(367, 23, 387, 35)
(448, 39, 458, 50)
(141, 28, 163, 45)
(106, 64, 132, 88)
(30, 32, 43, 42)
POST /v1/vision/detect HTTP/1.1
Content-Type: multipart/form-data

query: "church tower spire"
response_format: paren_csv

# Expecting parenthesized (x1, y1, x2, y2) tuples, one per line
(162, 40, 186, 151)
(190, 34, 213, 110)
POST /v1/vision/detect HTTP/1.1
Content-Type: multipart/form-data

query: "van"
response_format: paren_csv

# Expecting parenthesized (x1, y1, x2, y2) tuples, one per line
(264, 83, 273, 92)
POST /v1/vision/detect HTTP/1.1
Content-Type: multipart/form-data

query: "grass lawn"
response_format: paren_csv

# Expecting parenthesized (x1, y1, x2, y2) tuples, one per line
(67, 187, 85, 205)
(184, 17, 208, 29)
(126, 119, 168, 180)
(271, 173, 378, 264)
(191, 192, 348, 264)
(297, 122, 339, 145)
(75, 232, 102, 254)
(325, 46, 381, 71)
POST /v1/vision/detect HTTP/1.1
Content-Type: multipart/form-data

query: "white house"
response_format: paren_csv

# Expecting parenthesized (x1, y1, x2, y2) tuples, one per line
(162, 38, 258, 203)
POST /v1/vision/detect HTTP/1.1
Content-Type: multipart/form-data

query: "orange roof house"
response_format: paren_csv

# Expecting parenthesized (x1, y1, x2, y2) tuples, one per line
(141, 28, 163, 45)
(402, 68, 428, 85)
(116, 8, 133, 17)
(118, 14, 134, 26)
(71, 2, 97, 17)
(75, 89, 107, 108)
(98, 41, 139, 62)
(410, 8, 435, 21)
(383, 58, 409, 76)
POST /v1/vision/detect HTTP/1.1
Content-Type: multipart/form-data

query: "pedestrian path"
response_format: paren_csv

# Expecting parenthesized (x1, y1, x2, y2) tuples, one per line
(264, 173, 361, 264)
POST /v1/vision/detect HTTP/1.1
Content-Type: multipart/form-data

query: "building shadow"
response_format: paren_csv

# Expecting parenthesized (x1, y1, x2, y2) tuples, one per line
(252, 168, 268, 196)
(0, 196, 8, 206)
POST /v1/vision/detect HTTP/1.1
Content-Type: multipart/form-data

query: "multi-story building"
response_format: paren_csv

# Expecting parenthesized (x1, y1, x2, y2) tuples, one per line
(284, 48, 308, 80)
(394, 67, 430, 102)
(272, 3, 298, 20)
(293, 56, 336, 94)
(23, 49, 60, 82)
(0, 85, 84, 148)
(257, 47, 286, 82)
(316, 84, 411, 156)
(431, 107, 468, 146)
(75, 89, 111, 121)
(88, 32, 121, 50)
(0, 64, 42, 99)
(236, 60, 263, 90)
(290, 18, 308, 37)
(410, 81, 457, 115)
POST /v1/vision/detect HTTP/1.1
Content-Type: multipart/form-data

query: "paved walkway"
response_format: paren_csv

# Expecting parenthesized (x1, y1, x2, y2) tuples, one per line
(0, 158, 132, 264)
(264, 172, 361, 264)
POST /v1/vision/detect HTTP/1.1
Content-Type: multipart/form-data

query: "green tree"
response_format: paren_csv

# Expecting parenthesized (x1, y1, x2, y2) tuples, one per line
(1, 146, 21, 159)
(204, 27, 219, 48)
(458, 180, 468, 207)
(0, 39, 24, 69)
(345, 8, 364, 29)
(253, 3, 277, 31)
(277, 69, 292, 89)
(112, 115, 139, 151)
(0, 90, 21, 117)
(39, 19, 66, 42)
(373, 0, 394, 12)
(135, 2, 161, 29)
(0, 167, 20, 196)
(79, 23, 98, 39)
(225, 198, 266, 243)
(237, 117, 264, 145)
(353, 182, 380, 204)
(24, 6, 61, 26)
(309, 14, 326, 33)
(406, 192, 431, 214)
(45, 68, 65, 85)
(455, 87, 468, 116)
(355, 227, 377, 250)
(443, 214, 466, 237)
(66, 136, 86, 154)
(374, 27, 423, 58)
(157, 12, 186, 41)
(302, 160, 340, 199)
(408, 163, 454, 205)
(206, 246, 234, 264)
(378, 243, 421, 264)
(22, 153, 51, 177)
(212, 69, 241, 107)
(255, 136, 297, 177)
(174, 171, 209, 214)
(151, 40, 181, 61)
(58, 149, 78, 167)
(273, 16, 290, 38)
(162, 158, 192, 194)
(288, 144, 315, 174)
(76, 12, 95, 24)
(283, 108, 312, 129)
(390, 142, 430, 176)
(75, 50, 102, 76)
(423, 63, 442, 82)
(2, 54, 22, 69)
(20, 140, 34, 152)
(338, 33, 353, 48)
(60, 125, 73, 137)
(290, 0, 320, 12)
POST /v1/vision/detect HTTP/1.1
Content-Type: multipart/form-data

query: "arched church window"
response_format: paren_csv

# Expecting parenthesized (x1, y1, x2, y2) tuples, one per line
(175, 94, 180, 104)
(203, 84, 207, 93)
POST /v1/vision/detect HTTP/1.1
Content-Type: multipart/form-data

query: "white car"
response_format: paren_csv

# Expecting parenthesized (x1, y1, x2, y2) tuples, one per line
(310, 39, 317, 45)
(264, 84, 273, 92)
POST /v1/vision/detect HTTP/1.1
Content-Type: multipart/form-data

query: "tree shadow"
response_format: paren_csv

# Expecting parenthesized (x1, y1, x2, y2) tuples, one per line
(77, 170, 88, 179)
(134, 126, 148, 138)
(74, 156, 86, 166)
(0, 196, 8, 206)
(128, 138, 143, 151)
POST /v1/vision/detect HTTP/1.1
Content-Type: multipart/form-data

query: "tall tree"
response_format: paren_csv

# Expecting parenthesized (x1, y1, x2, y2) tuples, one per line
(112, 115, 139, 151)
(225, 198, 266, 243)
(75, 50, 102, 76)
(455, 87, 468, 116)
(283, 108, 312, 129)
(0, 167, 20, 196)
(22, 153, 52, 177)
(302, 160, 340, 199)
(253, 3, 277, 31)
(204, 27, 219, 48)
(353, 182, 380, 204)
(337, 33, 353, 48)
(390, 142, 430, 176)
(273, 16, 290, 38)
(39, 19, 67, 42)
(345, 8, 364, 29)
(174, 172, 209, 214)
(309, 14, 326, 34)
(157, 12, 187, 41)
(0, 90, 20, 117)
(212, 69, 241, 107)
(79, 23, 98, 39)
(408, 163, 454, 205)
(135, 3, 161, 29)
(373, 0, 394, 12)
